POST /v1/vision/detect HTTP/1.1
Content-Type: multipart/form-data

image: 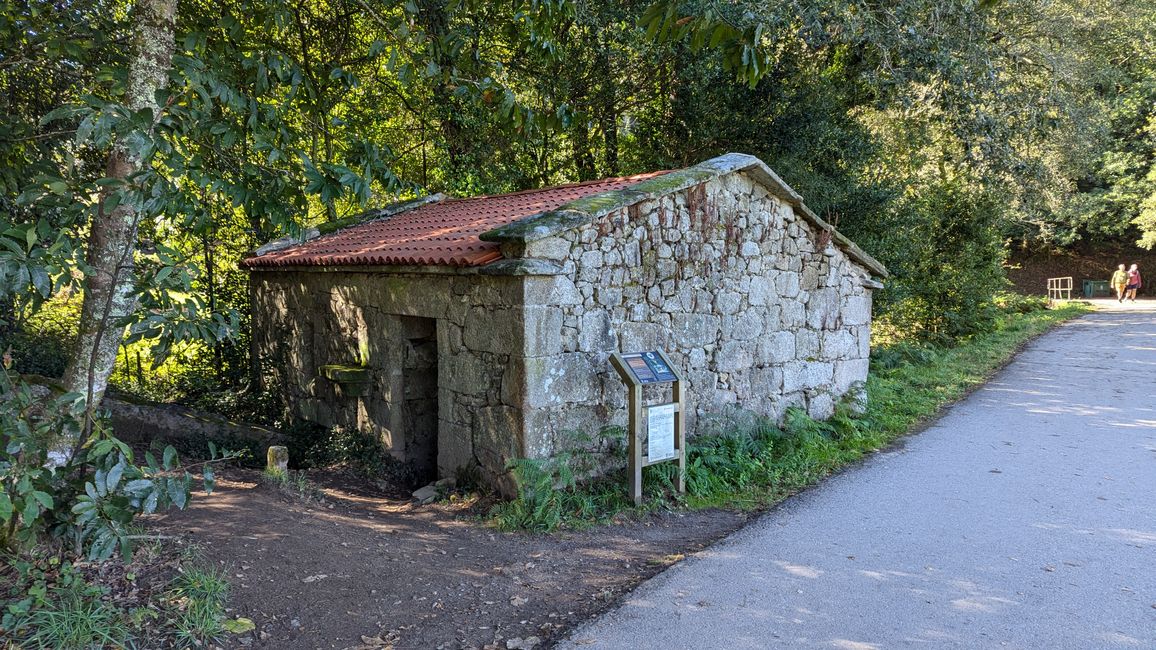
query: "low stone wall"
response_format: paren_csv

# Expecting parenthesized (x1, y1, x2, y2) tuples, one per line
(105, 396, 285, 452)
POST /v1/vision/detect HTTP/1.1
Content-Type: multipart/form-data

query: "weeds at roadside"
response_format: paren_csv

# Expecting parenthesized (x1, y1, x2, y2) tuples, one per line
(166, 564, 231, 647)
(492, 300, 1090, 532)
(1, 543, 234, 649)
(260, 468, 328, 505)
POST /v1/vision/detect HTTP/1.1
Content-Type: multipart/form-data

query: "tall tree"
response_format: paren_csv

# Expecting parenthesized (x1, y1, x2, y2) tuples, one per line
(59, 0, 177, 452)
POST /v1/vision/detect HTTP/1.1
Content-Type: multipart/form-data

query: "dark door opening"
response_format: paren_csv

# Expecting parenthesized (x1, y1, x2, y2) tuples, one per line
(401, 317, 438, 484)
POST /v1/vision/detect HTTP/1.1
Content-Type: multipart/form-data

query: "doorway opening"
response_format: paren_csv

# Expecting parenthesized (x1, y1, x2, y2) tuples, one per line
(401, 317, 438, 484)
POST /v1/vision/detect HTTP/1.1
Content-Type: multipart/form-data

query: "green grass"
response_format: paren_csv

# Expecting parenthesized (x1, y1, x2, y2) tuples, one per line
(260, 467, 328, 504)
(165, 565, 231, 647)
(1, 549, 234, 649)
(17, 577, 130, 650)
(491, 300, 1091, 532)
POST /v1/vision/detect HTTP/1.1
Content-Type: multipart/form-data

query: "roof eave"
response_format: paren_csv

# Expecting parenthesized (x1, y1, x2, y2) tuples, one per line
(242, 192, 450, 267)
(480, 153, 888, 279)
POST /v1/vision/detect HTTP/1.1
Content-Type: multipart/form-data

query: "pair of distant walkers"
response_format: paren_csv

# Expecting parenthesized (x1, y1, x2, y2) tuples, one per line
(1110, 264, 1142, 302)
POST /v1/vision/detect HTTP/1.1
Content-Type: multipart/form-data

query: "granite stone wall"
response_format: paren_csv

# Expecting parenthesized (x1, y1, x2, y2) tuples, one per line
(250, 271, 531, 490)
(514, 171, 875, 456)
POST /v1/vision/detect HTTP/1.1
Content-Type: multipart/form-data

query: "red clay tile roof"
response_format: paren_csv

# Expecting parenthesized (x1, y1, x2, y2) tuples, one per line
(243, 172, 668, 268)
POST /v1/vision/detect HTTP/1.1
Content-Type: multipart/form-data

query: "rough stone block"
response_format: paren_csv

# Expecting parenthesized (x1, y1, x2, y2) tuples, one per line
(722, 311, 763, 341)
(578, 311, 616, 352)
(523, 353, 600, 406)
(833, 358, 871, 393)
(266, 446, 289, 473)
(782, 360, 834, 393)
(716, 339, 755, 373)
(780, 300, 806, 328)
(619, 322, 664, 351)
(749, 366, 784, 395)
(822, 329, 858, 360)
(855, 325, 872, 359)
(715, 291, 743, 315)
(522, 306, 563, 356)
(671, 313, 720, 349)
(806, 288, 840, 330)
(524, 236, 572, 261)
(748, 276, 776, 306)
(807, 392, 835, 420)
(473, 405, 522, 476)
(595, 286, 623, 307)
(441, 352, 491, 394)
(523, 276, 581, 306)
(795, 328, 823, 358)
(757, 331, 796, 363)
(437, 420, 474, 478)
(776, 272, 800, 298)
(843, 292, 872, 326)
(463, 307, 521, 354)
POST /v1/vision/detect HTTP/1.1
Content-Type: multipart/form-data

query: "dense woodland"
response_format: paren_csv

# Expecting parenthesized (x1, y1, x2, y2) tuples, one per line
(0, 2, 1153, 640)
(1, 0, 1154, 413)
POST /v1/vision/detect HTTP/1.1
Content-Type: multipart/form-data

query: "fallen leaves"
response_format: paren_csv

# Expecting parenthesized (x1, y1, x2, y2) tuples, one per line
(222, 617, 256, 634)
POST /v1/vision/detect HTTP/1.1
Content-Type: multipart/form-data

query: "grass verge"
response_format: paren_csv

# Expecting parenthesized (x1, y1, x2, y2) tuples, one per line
(491, 299, 1091, 532)
(0, 542, 240, 649)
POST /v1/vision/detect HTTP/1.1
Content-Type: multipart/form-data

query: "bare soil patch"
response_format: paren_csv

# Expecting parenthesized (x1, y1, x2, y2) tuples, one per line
(149, 469, 746, 650)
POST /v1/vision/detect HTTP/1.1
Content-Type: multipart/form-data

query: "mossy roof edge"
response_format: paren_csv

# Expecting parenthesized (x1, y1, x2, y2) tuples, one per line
(246, 193, 449, 260)
(479, 153, 888, 278)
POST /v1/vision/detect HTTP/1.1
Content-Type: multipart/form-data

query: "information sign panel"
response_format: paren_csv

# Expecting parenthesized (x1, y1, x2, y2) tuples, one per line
(609, 349, 687, 505)
(647, 403, 677, 462)
(620, 351, 677, 384)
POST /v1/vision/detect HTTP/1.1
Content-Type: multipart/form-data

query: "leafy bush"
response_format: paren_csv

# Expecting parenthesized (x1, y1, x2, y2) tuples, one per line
(283, 421, 422, 487)
(992, 291, 1049, 314)
(0, 369, 236, 561)
(0, 294, 80, 378)
(858, 177, 1009, 345)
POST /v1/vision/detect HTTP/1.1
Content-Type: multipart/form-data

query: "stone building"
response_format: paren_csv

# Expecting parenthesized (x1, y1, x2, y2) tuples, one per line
(243, 153, 887, 491)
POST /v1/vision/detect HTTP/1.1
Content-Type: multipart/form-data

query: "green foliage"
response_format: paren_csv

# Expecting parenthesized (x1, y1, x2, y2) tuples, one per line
(0, 369, 238, 561)
(490, 427, 639, 532)
(2, 557, 131, 650)
(165, 565, 230, 647)
(0, 293, 80, 378)
(283, 421, 421, 487)
(864, 178, 1009, 343)
(1, 551, 232, 648)
(260, 467, 326, 504)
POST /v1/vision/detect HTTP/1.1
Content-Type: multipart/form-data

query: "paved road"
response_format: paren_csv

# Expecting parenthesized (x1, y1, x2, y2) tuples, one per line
(561, 305, 1156, 649)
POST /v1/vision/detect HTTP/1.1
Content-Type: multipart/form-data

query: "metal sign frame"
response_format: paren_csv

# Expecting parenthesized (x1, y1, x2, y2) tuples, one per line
(610, 350, 686, 505)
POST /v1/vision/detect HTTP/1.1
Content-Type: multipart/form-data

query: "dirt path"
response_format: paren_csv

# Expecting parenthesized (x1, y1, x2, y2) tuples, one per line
(150, 470, 746, 649)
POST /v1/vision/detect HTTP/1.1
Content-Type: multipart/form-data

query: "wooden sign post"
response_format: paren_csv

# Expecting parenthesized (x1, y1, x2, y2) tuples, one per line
(609, 350, 686, 505)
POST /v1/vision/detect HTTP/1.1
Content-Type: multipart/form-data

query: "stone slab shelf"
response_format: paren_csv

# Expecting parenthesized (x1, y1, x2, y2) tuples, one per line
(320, 364, 373, 398)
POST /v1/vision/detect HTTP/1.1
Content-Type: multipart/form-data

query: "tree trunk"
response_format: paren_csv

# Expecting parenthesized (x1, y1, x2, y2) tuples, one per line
(59, 0, 176, 459)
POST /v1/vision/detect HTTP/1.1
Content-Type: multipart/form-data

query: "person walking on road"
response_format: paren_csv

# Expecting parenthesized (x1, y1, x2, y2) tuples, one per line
(1111, 264, 1129, 302)
(1125, 263, 1142, 302)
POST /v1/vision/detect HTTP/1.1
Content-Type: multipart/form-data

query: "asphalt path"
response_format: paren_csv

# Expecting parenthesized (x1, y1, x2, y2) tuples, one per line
(560, 304, 1156, 649)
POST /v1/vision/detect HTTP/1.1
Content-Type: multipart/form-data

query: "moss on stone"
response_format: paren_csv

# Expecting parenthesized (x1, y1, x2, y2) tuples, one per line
(319, 364, 371, 383)
(479, 158, 747, 246)
(316, 215, 365, 235)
